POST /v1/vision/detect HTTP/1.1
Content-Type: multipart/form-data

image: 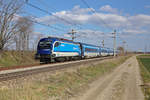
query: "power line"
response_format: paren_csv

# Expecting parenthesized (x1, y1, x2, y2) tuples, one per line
(117, 32, 127, 45)
(67, 29, 77, 41)
(25, 1, 78, 26)
(36, 0, 76, 30)
(80, 0, 117, 49)
(25, 17, 66, 32)
(26, 0, 113, 41)
(37, 0, 84, 30)
(25, 0, 119, 44)
(112, 29, 117, 57)
(80, 0, 113, 30)
(37, 0, 61, 12)
(0, 9, 66, 32)
(23, 11, 67, 32)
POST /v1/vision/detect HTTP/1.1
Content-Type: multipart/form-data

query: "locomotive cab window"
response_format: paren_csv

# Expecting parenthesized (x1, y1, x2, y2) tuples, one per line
(54, 42, 61, 47)
(39, 40, 52, 49)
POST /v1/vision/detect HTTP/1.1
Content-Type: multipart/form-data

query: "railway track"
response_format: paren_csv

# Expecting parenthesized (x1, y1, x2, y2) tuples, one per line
(0, 57, 113, 82)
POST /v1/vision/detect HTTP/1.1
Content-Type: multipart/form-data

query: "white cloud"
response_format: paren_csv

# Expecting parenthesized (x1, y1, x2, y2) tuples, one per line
(128, 14, 150, 28)
(122, 29, 147, 34)
(63, 34, 71, 38)
(36, 5, 150, 36)
(100, 5, 118, 13)
(36, 5, 92, 25)
(37, 11, 128, 29)
(36, 15, 58, 25)
(77, 29, 103, 37)
(63, 29, 104, 42)
(72, 5, 94, 14)
(88, 13, 128, 28)
(145, 5, 150, 9)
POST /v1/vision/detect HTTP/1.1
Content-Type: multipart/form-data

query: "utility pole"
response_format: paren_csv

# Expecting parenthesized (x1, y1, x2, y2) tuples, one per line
(123, 41, 126, 55)
(68, 29, 77, 41)
(126, 44, 128, 54)
(102, 40, 104, 48)
(102, 32, 104, 48)
(145, 45, 147, 54)
(112, 29, 116, 57)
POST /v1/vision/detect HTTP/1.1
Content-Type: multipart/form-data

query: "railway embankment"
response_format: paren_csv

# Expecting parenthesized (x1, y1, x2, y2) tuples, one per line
(0, 56, 130, 100)
(0, 51, 39, 68)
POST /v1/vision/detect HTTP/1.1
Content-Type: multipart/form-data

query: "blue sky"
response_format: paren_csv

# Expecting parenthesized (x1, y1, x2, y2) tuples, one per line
(23, 0, 150, 52)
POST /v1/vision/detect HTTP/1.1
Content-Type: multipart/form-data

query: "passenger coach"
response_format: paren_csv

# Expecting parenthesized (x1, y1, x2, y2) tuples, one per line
(81, 43, 100, 58)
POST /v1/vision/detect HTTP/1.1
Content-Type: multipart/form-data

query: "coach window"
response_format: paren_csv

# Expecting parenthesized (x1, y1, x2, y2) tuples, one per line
(54, 42, 61, 47)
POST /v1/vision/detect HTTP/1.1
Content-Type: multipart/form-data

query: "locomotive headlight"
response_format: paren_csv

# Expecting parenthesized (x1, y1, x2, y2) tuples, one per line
(52, 54, 56, 57)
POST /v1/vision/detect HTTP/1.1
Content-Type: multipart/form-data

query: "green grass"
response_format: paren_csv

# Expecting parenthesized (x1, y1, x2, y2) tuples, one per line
(139, 54, 150, 57)
(140, 58, 150, 72)
(0, 56, 130, 100)
(137, 55, 150, 100)
(137, 56, 150, 83)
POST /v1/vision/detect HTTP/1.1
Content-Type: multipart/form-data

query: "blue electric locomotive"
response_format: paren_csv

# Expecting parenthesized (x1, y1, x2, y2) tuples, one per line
(37, 37, 82, 62)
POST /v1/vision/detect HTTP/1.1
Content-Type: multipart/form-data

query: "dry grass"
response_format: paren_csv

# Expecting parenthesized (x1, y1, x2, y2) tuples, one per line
(0, 51, 39, 67)
(0, 56, 130, 100)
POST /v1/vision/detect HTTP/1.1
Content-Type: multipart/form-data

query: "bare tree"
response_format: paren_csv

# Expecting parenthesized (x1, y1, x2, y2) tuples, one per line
(117, 46, 124, 55)
(16, 16, 33, 51)
(32, 33, 43, 51)
(0, 0, 23, 51)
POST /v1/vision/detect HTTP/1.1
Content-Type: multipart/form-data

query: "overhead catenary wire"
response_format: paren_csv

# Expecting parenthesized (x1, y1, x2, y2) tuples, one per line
(25, 0, 121, 43)
(37, 0, 84, 30)
(0, 8, 66, 32)
(27, 17, 66, 32)
(24, 0, 83, 41)
(80, 0, 113, 30)
(22, 11, 68, 32)
(25, 0, 115, 41)
(25, 1, 79, 27)
(36, 0, 75, 30)
(30, 19, 66, 32)
(37, 0, 58, 11)
(80, 0, 118, 50)
(25, 0, 84, 38)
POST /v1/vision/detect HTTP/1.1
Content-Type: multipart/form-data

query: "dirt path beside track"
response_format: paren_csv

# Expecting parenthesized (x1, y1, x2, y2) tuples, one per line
(71, 56, 145, 100)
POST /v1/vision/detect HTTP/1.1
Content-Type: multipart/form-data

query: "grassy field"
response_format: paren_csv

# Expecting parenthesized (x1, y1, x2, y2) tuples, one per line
(0, 56, 130, 100)
(140, 58, 150, 72)
(137, 55, 150, 100)
(0, 51, 39, 67)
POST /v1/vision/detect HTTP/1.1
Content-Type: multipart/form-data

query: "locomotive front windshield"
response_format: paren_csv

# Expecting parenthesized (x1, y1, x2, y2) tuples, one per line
(38, 40, 52, 49)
